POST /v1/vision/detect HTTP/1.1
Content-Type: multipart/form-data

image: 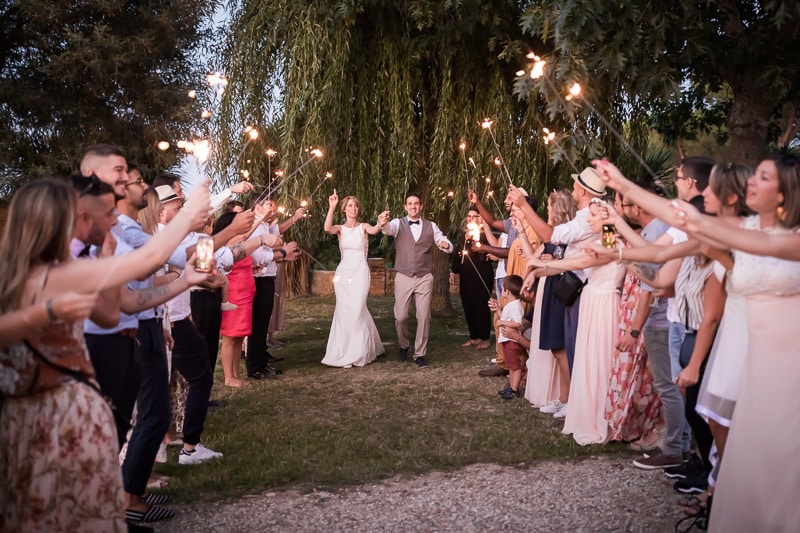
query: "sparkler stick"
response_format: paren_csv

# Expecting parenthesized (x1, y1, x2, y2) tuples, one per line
(251, 149, 324, 206)
(481, 119, 513, 187)
(308, 171, 333, 201)
(525, 53, 658, 181)
(461, 222, 494, 297)
(458, 142, 471, 192)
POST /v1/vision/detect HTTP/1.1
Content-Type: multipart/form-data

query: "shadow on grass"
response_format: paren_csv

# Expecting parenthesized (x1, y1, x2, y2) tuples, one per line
(157, 295, 631, 500)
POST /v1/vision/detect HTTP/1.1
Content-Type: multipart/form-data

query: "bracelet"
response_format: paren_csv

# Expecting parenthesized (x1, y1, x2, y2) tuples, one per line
(45, 299, 58, 322)
(618, 247, 623, 262)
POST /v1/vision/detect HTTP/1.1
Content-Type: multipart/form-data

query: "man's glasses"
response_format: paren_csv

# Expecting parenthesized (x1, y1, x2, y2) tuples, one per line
(125, 177, 145, 188)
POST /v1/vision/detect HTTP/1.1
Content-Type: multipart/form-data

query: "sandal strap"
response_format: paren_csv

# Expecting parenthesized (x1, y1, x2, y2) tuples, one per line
(126, 505, 175, 523)
(142, 492, 172, 505)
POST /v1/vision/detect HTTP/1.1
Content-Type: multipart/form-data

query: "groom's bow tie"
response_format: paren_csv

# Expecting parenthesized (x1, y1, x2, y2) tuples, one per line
(408, 220, 420, 225)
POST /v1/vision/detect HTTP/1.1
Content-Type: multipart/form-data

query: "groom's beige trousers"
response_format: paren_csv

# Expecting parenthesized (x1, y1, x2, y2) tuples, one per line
(394, 272, 433, 359)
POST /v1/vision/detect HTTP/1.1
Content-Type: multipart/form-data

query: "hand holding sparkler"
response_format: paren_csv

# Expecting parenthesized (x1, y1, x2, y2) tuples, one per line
(230, 181, 255, 194)
(591, 159, 633, 194)
(328, 188, 339, 208)
(507, 184, 527, 207)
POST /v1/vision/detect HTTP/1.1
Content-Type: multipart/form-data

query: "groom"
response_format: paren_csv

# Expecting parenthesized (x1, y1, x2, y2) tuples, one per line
(379, 192, 453, 368)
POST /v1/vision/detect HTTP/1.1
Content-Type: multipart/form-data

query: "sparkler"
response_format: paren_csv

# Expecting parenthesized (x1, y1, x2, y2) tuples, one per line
(523, 53, 659, 181)
(461, 221, 493, 296)
(458, 141, 472, 192)
(308, 171, 333, 201)
(251, 148, 324, 206)
(481, 119, 513, 186)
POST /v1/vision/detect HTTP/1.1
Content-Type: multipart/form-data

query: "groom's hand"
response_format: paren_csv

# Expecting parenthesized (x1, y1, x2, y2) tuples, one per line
(437, 240, 450, 251)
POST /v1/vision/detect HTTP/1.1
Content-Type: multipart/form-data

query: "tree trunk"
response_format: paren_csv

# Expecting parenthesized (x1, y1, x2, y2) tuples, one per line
(727, 80, 773, 168)
(431, 246, 455, 317)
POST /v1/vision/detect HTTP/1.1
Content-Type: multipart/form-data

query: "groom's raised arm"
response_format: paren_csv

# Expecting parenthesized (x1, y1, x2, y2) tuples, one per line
(381, 216, 401, 237)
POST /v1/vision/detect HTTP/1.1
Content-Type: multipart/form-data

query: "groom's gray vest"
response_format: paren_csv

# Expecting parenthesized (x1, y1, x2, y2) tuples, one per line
(395, 218, 434, 277)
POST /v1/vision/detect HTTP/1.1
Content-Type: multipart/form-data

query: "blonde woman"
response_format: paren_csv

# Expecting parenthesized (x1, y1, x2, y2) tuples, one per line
(321, 190, 388, 367)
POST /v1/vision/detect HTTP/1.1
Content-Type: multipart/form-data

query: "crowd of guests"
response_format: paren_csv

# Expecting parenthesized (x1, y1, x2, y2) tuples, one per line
(451, 155, 800, 531)
(0, 143, 304, 530)
(1, 140, 799, 532)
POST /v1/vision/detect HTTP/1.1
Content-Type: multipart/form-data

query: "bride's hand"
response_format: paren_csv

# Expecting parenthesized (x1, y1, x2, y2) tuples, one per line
(329, 189, 339, 208)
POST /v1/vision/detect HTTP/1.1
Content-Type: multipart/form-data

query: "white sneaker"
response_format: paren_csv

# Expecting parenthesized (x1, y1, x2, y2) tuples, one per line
(178, 443, 223, 465)
(155, 442, 168, 464)
(553, 403, 568, 419)
(539, 400, 565, 414)
(221, 302, 238, 311)
(490, 358, 497, 364)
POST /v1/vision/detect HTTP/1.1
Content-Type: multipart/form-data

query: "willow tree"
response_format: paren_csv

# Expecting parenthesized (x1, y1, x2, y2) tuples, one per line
(215, 0, 572, 313)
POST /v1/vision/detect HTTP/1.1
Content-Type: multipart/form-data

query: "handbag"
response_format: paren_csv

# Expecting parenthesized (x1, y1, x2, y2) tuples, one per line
(552, 270, 587, 306)
(22, 340, 130, 434)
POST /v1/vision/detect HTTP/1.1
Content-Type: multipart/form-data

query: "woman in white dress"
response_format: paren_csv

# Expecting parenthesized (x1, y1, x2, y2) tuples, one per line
(321, 190, 388, 367)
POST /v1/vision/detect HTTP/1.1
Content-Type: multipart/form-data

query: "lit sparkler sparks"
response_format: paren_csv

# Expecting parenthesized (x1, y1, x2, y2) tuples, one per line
(481, 118, 513, 186)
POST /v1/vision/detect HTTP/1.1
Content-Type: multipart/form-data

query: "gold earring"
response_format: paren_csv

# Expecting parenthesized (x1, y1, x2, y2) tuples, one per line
(777, 205, 787, 221)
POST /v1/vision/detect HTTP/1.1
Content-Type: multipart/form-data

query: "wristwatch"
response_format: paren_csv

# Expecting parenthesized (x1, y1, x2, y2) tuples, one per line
(629, 329, 640, 338)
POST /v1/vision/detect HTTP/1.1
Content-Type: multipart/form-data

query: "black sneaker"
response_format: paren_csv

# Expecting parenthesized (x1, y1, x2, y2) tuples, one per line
(673, 470, 709, 494)
(414, 356, 428, 368)
(500, 388, 519, 400)
(664, 456, 704, 479)
(497, 384, 512, 396)
(265, 354, 284, 363)
(397, 347, 409, 362)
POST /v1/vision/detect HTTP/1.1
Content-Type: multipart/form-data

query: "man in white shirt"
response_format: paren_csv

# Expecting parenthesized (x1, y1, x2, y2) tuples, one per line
(379, 192, 453, 369)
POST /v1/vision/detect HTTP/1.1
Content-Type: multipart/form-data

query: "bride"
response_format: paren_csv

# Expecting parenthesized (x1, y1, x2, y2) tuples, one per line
(321, 190, 388, 367)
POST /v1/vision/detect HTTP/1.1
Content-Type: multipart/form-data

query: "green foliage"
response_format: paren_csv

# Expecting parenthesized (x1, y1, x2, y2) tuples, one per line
(518, 0, 800, 166)
(0, 0, 218, 196)
(215, 0, 588, 260)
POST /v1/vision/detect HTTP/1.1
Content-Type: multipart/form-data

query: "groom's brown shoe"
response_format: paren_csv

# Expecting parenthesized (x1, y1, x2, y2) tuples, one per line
(478, 365, 507, 377)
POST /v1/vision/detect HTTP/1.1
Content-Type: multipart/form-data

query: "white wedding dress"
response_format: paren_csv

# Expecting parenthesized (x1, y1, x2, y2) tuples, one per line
(321, 225, 384, 367)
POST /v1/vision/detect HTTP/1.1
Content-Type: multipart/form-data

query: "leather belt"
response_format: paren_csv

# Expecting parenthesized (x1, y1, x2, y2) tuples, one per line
(115, 328, 138, 339)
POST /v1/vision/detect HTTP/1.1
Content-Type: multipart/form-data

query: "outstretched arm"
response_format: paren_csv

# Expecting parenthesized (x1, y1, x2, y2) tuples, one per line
(671, 200, 800, 260)
(467, 189, 504, 231)
(45, 181, 212, 298)
(364, 211, 390, 235)
(508, 184, 554, 242)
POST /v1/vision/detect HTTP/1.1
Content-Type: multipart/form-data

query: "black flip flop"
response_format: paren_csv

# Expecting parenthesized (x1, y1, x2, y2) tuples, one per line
(126, 505, 174, 523)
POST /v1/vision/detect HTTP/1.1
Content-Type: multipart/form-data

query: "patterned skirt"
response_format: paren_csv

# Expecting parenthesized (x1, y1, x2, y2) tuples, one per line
(0, 381, 126, 532)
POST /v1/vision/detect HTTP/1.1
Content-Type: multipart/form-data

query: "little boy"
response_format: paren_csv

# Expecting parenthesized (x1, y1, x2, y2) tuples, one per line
(489, 274, 526, 399)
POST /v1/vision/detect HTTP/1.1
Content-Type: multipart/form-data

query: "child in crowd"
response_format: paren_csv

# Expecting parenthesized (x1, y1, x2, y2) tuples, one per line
(490, 275, 526, 399)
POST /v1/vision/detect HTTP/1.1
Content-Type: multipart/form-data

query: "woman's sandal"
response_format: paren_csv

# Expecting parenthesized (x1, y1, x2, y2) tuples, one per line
(125, 505, 174, 523)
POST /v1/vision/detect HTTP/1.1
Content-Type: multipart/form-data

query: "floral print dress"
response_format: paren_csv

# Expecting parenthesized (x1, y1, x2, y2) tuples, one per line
(604, 270, 662, 441)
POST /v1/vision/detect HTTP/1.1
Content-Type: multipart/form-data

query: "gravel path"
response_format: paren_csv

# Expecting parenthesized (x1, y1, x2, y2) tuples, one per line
(156, 456, 682, 532)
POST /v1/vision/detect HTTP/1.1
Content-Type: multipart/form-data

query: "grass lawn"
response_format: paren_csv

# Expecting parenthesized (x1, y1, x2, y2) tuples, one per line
(156, 295, 629, 500)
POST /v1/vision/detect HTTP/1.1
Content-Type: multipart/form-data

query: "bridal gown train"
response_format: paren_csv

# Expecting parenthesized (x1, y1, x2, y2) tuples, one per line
(321, 225, 384, 367)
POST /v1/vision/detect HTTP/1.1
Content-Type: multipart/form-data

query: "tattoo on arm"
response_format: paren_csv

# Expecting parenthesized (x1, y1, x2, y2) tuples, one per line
(135, 285, 171, 307)
(230, 243, 246, 263)
(628, 262, 657, 282)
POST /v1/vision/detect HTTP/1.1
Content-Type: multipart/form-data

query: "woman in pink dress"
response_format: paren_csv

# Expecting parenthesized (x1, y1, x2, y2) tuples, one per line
(528, 197, 625, 445)
(213, 211, 278, 387)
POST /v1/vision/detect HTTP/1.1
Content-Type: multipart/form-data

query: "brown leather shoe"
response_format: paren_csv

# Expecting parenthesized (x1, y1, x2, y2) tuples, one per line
(478, 365, 508, 377)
